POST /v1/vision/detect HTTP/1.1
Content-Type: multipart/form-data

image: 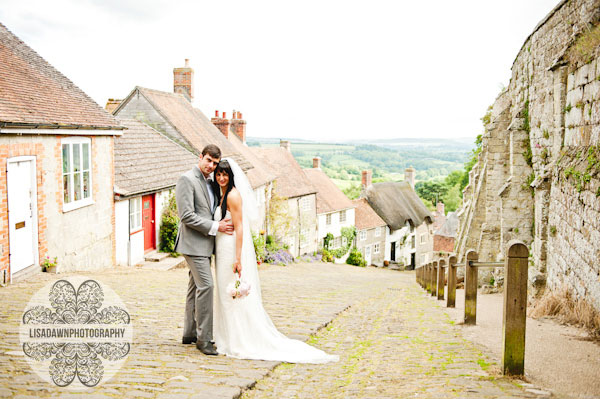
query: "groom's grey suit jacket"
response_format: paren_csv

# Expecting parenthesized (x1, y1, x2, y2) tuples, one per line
(174, 165, 216, 256)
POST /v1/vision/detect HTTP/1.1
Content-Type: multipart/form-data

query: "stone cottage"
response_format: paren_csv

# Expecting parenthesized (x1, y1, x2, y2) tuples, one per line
(0, 22, 124, 282)
(113, 118, 197, 266)
(303, 157, 355, 256)
(352, 198, 387, 266)
(364, 169, 433, 268)
(253, 141, 318, 257)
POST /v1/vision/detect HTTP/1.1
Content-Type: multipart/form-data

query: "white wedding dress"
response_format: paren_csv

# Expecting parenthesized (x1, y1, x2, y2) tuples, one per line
(212, 199, 338, 363)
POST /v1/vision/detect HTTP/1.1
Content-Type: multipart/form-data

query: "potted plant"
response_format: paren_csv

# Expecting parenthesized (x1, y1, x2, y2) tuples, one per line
(41, 256, 57, 273)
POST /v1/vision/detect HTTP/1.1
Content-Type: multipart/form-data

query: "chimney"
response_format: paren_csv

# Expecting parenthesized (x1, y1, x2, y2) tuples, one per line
(361, 170, 372, 189)
(230, 109, 247, 144)
(312, 157, 321, 169)
(211, 110, 231, 139)
(280, 140, 291, 152)
(105, 98, 122, 114)
(404, 167, 415, 189)
(173, 58, 194, 101)
(436, 201, 445, 215)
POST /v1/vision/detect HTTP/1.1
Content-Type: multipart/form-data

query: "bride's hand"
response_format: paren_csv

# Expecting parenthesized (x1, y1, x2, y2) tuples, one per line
(233, 260, 242, 277)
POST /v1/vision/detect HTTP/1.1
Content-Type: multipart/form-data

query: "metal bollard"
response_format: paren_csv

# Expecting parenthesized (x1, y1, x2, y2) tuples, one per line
(502, 240, 529, 376)
(464, 250, 478, 325)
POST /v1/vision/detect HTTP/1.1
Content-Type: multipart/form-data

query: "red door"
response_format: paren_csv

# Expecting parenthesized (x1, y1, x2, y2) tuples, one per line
(142, 194, 155, 252)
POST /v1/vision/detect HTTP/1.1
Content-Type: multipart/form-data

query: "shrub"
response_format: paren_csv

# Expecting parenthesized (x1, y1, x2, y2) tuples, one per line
(346, 247, 366, 267)
(253, 232, 266, 263)
(320, 249, 334, 263)
(159, 192, 179, 254)
(264, 249, 295, 266)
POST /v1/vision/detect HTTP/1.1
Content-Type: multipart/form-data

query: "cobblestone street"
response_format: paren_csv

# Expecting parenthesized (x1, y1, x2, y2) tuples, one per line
(0, 262, 554, 398)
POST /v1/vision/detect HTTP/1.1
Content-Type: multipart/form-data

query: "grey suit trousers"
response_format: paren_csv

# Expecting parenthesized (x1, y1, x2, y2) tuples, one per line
(182, 254, 213, 341)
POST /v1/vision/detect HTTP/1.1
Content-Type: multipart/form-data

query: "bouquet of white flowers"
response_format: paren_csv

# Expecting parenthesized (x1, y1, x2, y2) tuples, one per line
(226, 276, 251, 299)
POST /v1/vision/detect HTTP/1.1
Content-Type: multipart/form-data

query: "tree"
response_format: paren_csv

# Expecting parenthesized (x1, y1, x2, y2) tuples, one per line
(415, 180, 448, 207)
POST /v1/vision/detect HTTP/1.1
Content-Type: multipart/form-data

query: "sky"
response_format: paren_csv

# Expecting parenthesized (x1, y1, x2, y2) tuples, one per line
(0, 0, 561, 142)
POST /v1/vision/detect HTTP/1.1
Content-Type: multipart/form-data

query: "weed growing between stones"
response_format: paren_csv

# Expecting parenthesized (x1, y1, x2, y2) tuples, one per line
(566, 22, 600, 69)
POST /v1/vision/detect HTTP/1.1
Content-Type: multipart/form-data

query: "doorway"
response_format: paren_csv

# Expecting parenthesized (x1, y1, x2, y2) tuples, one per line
(7, 156, 38, 277)
(142, 194, 155, 252)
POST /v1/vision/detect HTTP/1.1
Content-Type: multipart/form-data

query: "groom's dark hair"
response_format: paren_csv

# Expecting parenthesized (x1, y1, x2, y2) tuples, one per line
(202, 144, 221, 159)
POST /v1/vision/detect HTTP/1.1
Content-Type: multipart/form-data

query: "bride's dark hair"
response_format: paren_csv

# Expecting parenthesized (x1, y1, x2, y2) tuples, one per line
(215, 160, 236, 221)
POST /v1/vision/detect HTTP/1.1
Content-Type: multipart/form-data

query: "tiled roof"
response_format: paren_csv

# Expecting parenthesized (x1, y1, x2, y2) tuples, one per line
(303, 168, 354, 214)
(366, 181, 433, 230)
(435, 211, 458, 238)
(114, 118, 198, 197)
(0, 23, 122, 130)
(115, 87, 251, 170)
(352, 198, 387, 230)
(227, 133, 276, 189)
(253, 147, 316, 198)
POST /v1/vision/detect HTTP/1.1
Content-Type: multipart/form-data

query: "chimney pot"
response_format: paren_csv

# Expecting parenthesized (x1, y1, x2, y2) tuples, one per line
(173, 59, 194, 101)
(223, 112, 226, 119)
(215, 110, 219, 117)
(404, 167, 416, 189)
(280, 140, 291, 152)
(312, 157, 321, 169)
(437, 201, 445, 214)
(239, 112, 243, 119)
(361, 170, 372, 188)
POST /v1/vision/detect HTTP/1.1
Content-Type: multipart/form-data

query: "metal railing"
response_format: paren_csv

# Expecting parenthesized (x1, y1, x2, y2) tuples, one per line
(414, 240, 529, 376)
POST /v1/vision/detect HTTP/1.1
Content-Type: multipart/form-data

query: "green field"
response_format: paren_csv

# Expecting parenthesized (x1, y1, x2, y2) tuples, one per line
(248, 138, 474, 193)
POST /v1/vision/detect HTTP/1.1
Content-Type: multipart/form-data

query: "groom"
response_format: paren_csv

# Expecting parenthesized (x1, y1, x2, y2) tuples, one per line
(174, 144, 233, 355)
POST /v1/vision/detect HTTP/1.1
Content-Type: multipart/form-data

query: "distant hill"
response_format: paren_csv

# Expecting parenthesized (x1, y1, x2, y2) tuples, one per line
(248, 137, 475, 183)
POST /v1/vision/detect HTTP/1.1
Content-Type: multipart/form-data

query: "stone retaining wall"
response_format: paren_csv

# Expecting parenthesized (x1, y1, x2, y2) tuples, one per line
(456, 0, 600, 309)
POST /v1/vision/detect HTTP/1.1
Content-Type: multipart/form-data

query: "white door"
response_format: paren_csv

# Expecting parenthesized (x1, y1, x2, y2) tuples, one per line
(7, 157, 38, 275)
(365, 245, 372, 265)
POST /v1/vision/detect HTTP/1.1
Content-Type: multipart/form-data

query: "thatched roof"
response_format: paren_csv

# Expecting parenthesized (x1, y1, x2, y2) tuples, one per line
(365, 181, 433, 230)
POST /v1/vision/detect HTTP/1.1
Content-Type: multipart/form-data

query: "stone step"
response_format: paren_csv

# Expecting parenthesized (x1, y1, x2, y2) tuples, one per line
(144, 250, 170, 262)
(137, 255, 186, 271)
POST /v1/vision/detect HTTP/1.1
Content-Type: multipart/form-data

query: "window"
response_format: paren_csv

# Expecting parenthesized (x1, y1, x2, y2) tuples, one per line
(333, 236, 342, 248)
(300, 197, 310, 211)
(420, 233, 427, 244)
(411, 235, 416, 249)
(62, 137, 92, 211)
(359, 230, 367, 241)
(340, 210, 346, 223)
(373, 243, 380, 254)
(129, 197, 142, 232)
(326, 213, 332, 225)
(375, 227, 381, 237)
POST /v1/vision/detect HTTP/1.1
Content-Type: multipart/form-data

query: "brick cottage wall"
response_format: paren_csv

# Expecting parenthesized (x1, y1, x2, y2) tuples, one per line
(0, 141, 48, 278)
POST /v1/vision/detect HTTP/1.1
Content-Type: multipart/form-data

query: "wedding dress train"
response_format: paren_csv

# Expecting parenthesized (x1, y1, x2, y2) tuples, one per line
(213, 206, 338, 363)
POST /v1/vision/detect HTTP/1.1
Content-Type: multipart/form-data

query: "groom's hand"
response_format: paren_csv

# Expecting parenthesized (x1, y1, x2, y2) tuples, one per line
(218, 218, 234, 235)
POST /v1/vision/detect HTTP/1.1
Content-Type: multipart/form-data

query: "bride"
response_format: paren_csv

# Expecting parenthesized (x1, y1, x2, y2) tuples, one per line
(211, 158, 338, 363)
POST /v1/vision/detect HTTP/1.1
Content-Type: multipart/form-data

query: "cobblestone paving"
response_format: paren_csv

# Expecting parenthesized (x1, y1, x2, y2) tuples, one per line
(0, 263, 554, 398)
(243, 269, 560, 399)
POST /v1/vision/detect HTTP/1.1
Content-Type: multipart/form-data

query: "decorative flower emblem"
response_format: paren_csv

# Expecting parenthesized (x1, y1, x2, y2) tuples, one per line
(21, 279, 131, 387)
